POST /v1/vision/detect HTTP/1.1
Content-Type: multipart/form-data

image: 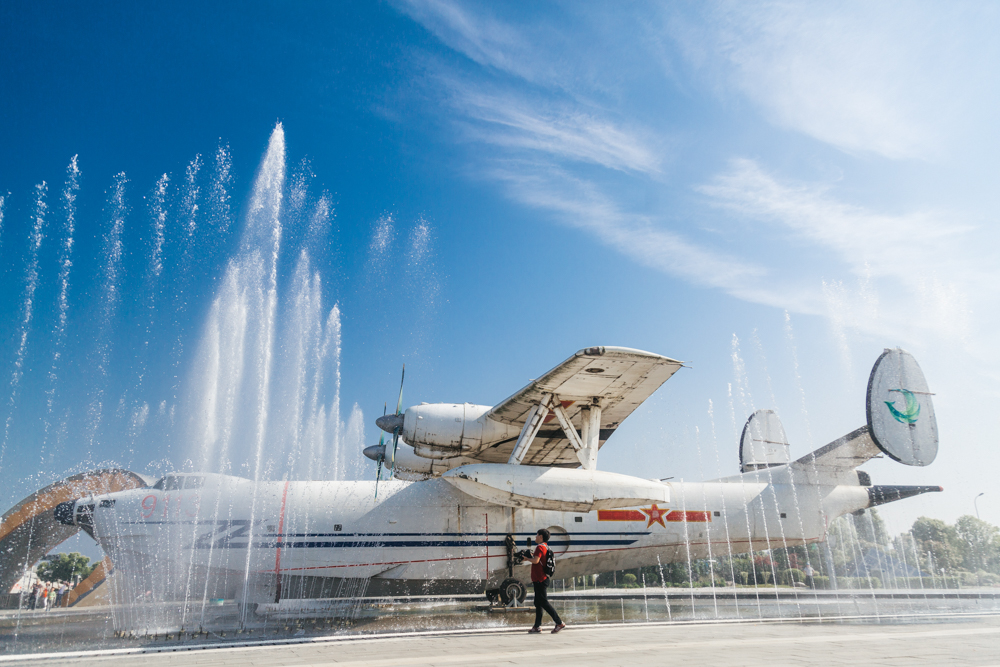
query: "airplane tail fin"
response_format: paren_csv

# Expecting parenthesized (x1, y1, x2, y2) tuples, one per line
(865, 348, 938, 466)
(739, 409, 791, 473)
(790, 348, 938, 481)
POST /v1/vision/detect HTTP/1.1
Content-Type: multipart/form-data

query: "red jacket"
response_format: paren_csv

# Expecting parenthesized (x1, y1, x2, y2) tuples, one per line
(530, 543, 548, 583)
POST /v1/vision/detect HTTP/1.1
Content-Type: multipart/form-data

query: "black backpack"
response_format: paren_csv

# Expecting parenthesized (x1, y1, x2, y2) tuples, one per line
(543, 545, 556, 578)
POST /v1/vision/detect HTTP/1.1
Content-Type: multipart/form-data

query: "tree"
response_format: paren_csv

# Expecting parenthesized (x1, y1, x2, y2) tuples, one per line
(854, 509, 889, 545)
(954, 515, 999, 572)
(36, 553, 95, 583)
(911, 517, 953, 545)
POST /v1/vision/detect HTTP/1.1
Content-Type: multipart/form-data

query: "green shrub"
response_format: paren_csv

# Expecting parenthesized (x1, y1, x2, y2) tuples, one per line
(778, 568, 804, 586)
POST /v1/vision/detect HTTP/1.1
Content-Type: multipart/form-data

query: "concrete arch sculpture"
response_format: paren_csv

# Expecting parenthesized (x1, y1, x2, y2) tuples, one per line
(0, 469, 148, 599)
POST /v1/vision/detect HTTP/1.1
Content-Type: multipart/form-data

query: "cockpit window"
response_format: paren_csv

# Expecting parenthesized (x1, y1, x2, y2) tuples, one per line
(182, 476, 205, 489)
(152, 475, 205, 491)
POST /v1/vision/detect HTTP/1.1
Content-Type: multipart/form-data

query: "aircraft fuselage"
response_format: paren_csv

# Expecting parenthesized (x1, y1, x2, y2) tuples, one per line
(70, 467, 871, 603)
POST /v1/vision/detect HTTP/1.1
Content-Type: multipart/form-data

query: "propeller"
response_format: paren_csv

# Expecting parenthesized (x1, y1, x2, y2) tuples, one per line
(364, 365, 406, 496)
(363, 404, 388, 500)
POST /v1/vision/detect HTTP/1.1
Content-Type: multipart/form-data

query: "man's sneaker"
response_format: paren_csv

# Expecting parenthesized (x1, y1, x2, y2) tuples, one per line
(528, 626, 542, 634)
(551, 623, 566, 634)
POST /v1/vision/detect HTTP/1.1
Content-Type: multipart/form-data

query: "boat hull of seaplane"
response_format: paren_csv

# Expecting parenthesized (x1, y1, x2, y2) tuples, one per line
(58, 465, 919, 603)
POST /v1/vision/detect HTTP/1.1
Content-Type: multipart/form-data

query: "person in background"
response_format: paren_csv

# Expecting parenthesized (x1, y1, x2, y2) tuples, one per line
(56, 581, 68, 608)
(803, 562, 816, 589)
(47, 584, 57, 610)
(27, 582, 40, 610)
(524, 528, 566, 634)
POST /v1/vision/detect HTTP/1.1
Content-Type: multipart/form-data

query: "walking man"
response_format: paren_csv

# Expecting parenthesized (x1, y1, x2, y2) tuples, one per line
(525, 529, 566, 634)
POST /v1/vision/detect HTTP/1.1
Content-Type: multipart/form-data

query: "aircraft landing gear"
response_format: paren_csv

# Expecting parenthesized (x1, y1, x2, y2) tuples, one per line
(485, 534, 529, 607)
(498, 577, 527, 605)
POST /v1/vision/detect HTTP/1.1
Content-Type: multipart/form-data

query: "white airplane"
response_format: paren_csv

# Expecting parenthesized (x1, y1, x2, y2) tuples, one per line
(55, 346, 941, 608)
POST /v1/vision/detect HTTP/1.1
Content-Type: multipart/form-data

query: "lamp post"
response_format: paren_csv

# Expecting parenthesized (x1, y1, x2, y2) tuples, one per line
(975, 492, 984, 520)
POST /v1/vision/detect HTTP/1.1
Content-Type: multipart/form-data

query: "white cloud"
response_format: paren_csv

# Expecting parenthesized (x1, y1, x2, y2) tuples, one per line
(699, 158, 990, 348)
(699, 158, 974, 280)
(399, 1, 999, 355)
(492, 163, 765, 291)
(446, 84, 662, 174)
(667, 2, 1000, 161)
(397, 0, 542, 82)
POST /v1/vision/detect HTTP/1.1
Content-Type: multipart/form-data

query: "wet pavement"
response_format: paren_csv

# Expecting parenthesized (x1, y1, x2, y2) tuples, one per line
(4, 615, 1000, 666)
(1, 589, 999, 662)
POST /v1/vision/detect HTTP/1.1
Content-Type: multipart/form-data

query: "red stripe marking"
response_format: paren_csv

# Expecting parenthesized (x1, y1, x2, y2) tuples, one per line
(274, 481, 291, 579)
(597, 509, 646, 521)
(260, 535, 824, 574)
(666, 510, 712, 522)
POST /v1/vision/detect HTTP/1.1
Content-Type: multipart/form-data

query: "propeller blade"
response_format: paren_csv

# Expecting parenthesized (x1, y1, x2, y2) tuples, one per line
(395, 364, 405, 415)
(375, 403, 387, 500)
(389, 365, 405, 478)
(390, 428, 401, 476)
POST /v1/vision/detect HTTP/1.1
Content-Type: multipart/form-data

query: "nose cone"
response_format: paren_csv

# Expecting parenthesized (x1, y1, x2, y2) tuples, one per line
(376, 413, 404, 434)
(54, 500, 76, 526)
(363, 444, 386, 462)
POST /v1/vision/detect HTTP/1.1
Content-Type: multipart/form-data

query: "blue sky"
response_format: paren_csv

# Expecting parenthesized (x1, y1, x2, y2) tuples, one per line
(1, 1, 998, 541)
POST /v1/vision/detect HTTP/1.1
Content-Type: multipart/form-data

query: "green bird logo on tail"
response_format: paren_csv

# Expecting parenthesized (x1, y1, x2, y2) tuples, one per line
(886, 389, 920, 424)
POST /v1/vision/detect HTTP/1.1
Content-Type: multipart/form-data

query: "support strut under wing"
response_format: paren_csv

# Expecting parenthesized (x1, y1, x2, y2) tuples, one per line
(508, 393, 553, 465)
(507, 393, 603, 470)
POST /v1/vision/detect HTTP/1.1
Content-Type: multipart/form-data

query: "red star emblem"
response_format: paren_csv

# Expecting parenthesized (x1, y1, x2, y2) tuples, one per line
(640, 504, 668, 529)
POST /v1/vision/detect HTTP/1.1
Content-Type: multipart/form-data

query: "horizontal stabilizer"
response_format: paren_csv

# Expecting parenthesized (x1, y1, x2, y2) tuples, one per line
(792, 425, 881, 473)
(442, 463, 669, 512)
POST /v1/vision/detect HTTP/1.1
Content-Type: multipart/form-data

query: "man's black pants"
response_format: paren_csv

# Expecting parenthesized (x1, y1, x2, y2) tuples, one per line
(532, 579, 562, 627)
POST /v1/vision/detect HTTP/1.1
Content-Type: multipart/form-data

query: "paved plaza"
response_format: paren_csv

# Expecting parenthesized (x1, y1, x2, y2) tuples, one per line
(5, 615, 999, 666)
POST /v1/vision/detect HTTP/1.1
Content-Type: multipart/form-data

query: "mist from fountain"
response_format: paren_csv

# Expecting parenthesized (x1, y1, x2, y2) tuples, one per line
(0, 181, 47, 475)
(725, 380, 764, 619)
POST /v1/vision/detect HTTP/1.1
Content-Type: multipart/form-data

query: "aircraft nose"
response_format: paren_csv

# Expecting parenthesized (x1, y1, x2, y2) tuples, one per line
(54, 500, 76, 526)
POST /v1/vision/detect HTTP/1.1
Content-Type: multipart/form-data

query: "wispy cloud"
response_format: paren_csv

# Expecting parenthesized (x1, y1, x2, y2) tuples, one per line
(492, 162, 765, 291)
(666, 2, 1000, 161)
(699, 159, 989, 346)
(699, 158, 975, 280)
(397, 0, 532, 79)
(398, 1, 766, 293)
(446, 84, 662, 174)
(399, 0, 998, 355)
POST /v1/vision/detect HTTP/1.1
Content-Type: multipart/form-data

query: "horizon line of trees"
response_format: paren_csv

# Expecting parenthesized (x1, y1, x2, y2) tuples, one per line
(585, 512, 1000, 590)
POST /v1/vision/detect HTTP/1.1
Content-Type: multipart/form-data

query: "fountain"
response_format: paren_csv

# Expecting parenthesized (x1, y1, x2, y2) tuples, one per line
(0, 125, 997, 659)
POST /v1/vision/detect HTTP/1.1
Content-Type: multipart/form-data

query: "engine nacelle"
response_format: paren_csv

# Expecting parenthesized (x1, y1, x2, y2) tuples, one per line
(390, 444, 479, 478)
(402, 403, 523, 459)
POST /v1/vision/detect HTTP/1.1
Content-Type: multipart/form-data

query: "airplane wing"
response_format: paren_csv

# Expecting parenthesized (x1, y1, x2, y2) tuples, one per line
(478, 347, 683, 467)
